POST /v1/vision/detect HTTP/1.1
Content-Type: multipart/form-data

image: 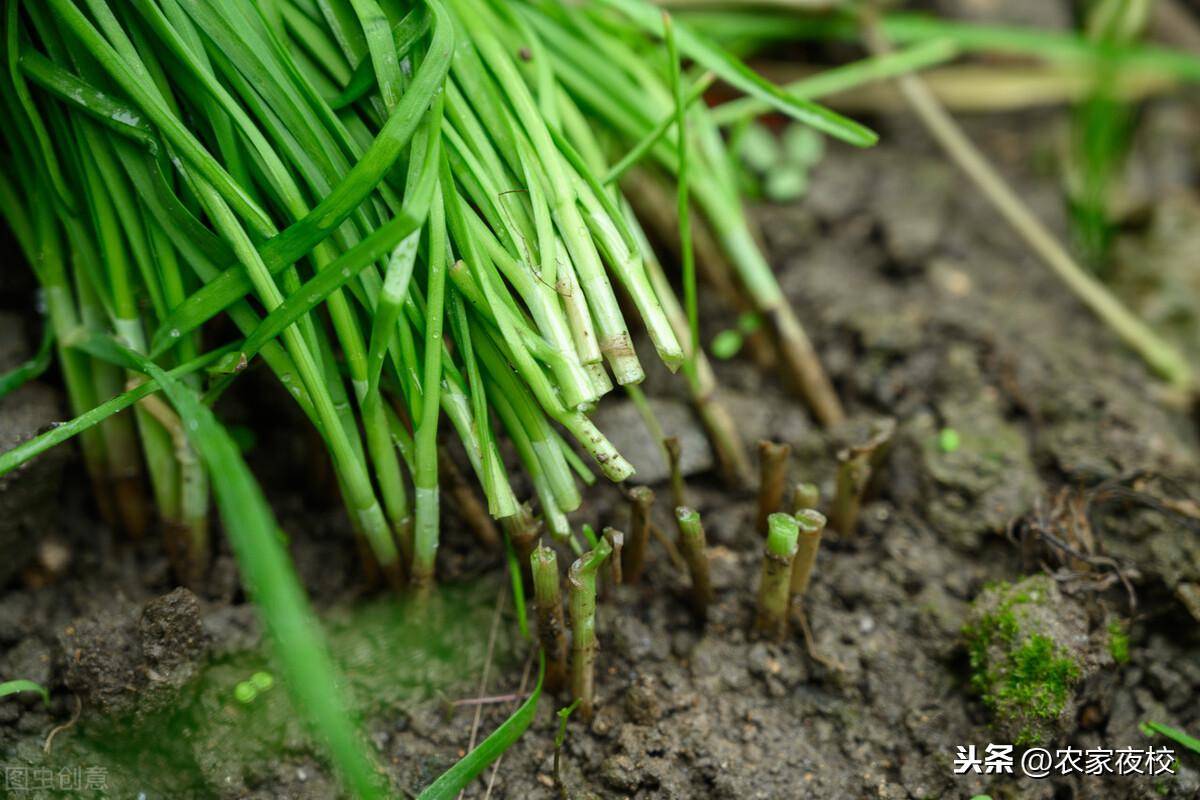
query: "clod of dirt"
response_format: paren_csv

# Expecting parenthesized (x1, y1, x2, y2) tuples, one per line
(0, 314, 68, 587)
(59, 587, 210, 725)
(890, 343, 1041, 549)
(963, 575, 1113, 745)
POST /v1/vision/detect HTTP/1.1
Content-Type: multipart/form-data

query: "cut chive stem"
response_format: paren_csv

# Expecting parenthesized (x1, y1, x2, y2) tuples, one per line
(755, 440, 791, 536)
(674, 506, 713, 621)
(531, 544, 568, 694)
(791, 482, 821, 515)
(568, 535, 613, 720)
(603, 527, 624, 587)
(663, 436, 687, 510)
(830, 419, 895, 537)
(623, 485, 655, 584)
(755, 512, 800, 640)
(790, 509, 827, 597)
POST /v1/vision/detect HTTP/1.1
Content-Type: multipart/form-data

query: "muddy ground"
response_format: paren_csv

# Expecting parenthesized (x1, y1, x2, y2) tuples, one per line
(4, 55, 1200, 800)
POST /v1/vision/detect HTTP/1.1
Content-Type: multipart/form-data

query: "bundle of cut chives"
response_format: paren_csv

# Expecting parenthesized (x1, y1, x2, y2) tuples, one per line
(0, 0, 872, 591)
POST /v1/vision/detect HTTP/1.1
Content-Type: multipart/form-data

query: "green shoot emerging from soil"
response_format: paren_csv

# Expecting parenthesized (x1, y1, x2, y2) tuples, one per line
(1108, 619, 1131, 665)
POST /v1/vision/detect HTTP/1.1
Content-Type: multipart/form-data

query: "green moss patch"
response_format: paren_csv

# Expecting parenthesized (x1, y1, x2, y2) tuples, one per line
(963, 578, 1084, 745)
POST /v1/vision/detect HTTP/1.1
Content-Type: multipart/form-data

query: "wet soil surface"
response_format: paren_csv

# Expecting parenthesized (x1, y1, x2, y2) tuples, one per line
(4, 92, 1200, 800)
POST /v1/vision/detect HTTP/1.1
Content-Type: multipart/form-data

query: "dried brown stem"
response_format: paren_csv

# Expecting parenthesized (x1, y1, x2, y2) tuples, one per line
(439, 446, 502, 551)
(755, 440, 792, 535)
(791, 482, 821, 515)
(623, 486, 655, 583)
(502, 502, 540, 589)
(663, 437, 688, 510)
(830, 419, 895, 537)
(790, 509, 827, 596)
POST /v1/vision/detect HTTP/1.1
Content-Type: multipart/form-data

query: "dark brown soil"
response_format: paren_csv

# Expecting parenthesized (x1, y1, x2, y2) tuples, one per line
(3, 75, 1200, 800)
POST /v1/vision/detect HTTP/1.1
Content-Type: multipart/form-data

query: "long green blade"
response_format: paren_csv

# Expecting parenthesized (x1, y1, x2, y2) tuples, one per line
(597, 0, 877, 146)
(417, 652, 544, 799)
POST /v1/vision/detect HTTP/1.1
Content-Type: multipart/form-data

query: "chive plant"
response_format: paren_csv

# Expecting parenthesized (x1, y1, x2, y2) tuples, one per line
(1, 0, 873, 588)
(0, 1, 881, 791)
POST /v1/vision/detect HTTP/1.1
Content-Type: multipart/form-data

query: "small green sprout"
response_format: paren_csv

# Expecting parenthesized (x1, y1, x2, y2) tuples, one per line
(556, 699, 582, 749)
(235, 671, 276, 704)
(234, 682, 258, 705)
(250, 671, 275, 692)
(1108, 619, 1130, 664)
(553, 699, 583, 798)
(938, 427, 962, 453)
(710, 313, 763, 360)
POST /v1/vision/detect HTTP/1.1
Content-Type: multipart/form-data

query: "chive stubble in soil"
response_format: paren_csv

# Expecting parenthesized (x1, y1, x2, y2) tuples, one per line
(756, 513, 800, 641)
(532, 545, 568, 694)
(675, 506, 714, 620)
(569, 537, 613, 719)
(756, 440, 792, 535)
(624, 486, 655, 584)
(790, 509, 827, 596)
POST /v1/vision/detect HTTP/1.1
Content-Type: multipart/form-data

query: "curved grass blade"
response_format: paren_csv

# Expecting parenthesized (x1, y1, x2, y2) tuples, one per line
(417, 651, 544, 799)
(0, 343, 236, 478)
(1142, 721, 1200, 755)
(710, 38, 959, 126)
(19, 49, 159, 153)
(0, 679, 49, 706)
(596, 0, 877, 147)
(0, 320, 54, 400)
